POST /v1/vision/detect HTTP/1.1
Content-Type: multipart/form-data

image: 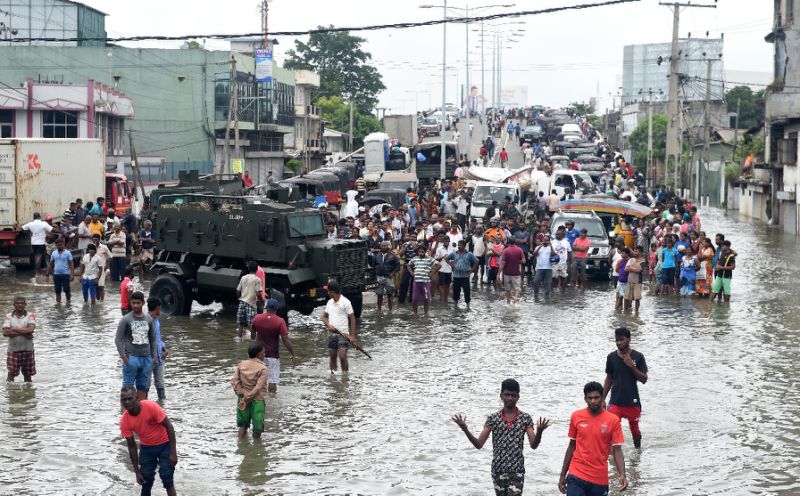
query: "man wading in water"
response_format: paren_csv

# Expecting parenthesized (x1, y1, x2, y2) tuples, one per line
(603, 327, 648, 448)
(322, 283, 357, 374)
(452, 379, 550, 495)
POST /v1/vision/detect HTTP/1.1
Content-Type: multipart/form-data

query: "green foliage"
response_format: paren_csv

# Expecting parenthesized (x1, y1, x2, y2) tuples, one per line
(316, 95, 383, 147)
(628, 114, 668, 173)
(569, 101, 596, 116)
(284, 27, 386, 114)
(724, 162, 741, 184)
(184, 40, 203, 49)
(285, 158, 301, 174)
(587, 114, 603, 131)
(725, 86, 765, 129)
(734, 134, 765, 163)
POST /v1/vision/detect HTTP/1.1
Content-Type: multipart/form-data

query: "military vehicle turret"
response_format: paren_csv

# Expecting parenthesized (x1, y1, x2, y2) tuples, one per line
(148, 188, 372, 318)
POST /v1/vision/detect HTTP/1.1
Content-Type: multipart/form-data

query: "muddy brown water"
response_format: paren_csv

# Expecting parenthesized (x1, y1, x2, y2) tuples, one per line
(0, 208, 797, 495)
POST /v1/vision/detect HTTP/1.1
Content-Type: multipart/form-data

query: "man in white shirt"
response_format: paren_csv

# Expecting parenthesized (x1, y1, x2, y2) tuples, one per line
(322, 283, 357, 374)
(77, 216, 93, 253)
(22, 212, 53, 274)
(455, 191, 469, 230)
(552, 229, 573, 290)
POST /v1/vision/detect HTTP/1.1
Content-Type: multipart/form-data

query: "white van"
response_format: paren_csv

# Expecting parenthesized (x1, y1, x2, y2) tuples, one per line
(530, 170, 598, 199)
(469, 181, 525, 223)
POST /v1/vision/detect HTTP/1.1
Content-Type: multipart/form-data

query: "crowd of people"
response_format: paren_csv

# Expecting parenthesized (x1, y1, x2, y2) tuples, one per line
(4, 108, 738, 496)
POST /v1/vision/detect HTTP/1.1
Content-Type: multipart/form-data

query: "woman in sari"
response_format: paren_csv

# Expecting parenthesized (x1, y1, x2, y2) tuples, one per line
(695, 237, 714, 297)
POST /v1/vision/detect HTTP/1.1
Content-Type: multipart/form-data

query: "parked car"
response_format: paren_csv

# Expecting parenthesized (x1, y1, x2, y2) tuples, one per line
(550, 210, 610, 279)
(520, 124, 544, 145)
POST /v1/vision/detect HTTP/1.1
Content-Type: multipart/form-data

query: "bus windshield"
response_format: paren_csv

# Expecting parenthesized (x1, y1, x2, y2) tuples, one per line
(287, 214, 324, 237)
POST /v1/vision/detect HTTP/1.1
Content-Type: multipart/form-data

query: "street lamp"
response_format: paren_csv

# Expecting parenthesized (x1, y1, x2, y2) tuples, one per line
(420, 2, 515, 167)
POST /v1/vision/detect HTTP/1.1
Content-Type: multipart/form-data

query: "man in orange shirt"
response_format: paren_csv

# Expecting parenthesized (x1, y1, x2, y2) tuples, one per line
(120, 386, 178, 496)
(558, 381, 627, 495)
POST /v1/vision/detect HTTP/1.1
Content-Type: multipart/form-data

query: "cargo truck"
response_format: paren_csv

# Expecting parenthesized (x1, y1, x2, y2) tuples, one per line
(383, 114, 418, 148)
(0, 139, 133, 267)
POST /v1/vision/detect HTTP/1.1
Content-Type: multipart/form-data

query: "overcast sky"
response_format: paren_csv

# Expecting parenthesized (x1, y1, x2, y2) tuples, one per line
(83, 0, 772, 113)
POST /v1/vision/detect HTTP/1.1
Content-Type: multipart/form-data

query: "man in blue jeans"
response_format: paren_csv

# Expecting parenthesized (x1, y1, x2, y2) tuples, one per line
(47, 237, 74, 303)
(115, 291, 157, 401)
(120, 385, 178, 496)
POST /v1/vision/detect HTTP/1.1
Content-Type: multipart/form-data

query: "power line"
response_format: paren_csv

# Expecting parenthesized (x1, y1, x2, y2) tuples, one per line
(4, 0, 641, 44)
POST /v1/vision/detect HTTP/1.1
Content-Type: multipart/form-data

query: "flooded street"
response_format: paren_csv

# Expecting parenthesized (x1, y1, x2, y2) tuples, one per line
(1, 207, 798, 496)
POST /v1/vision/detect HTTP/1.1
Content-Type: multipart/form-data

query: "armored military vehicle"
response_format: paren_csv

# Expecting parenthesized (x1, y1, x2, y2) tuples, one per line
(148, 190, 372, 318)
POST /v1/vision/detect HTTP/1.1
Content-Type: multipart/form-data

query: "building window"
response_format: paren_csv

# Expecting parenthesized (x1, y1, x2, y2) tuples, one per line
(0, 109, 12, 138)
(43, 111, 78, 138)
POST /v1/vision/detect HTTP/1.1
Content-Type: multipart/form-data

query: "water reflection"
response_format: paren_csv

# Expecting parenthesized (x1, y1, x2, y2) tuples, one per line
(0, 209, 797, 494)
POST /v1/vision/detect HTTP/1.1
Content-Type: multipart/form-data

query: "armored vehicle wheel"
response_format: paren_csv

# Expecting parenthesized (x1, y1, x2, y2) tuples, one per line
(346, 291, 363, 319)
(150, 274, 192, 316)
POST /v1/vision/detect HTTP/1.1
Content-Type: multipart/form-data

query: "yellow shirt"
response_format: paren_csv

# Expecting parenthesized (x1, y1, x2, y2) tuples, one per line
(88, 221, 105, 238)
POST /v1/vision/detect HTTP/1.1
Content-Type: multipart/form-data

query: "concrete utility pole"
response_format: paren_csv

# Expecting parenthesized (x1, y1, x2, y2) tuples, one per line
(732, 97, 741, 161)
(480, 21, 485, 116)
(232, 57, 240, 169)
(647, 93, 654, 189)
(660, 1, 716, 189)
(701, 59, 713, 202)
(465, 3, 471, 162)
(441, 0, 448, 181)
(348, 101, 354, 154)
(268, 0, 269, 49)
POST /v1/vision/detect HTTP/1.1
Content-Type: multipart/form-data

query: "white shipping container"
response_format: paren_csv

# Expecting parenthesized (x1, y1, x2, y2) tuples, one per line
(0, 139, 105, 229)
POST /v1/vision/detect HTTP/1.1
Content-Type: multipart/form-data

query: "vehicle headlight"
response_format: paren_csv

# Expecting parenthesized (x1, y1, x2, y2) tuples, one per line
(597, 247, 610, 257)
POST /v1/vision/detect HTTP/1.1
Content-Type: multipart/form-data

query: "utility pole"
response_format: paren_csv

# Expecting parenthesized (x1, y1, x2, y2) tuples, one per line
(647, 91, 654, 189)
(128, 130, 145, 204)
(268, 0, 269, 50)
(232, 57, 240, 171)
(480, 21, 485, 116)
(660, 1, 716, 190)
(220, 59, 233, 174)
(465, 3, 471, 162)
(348, 101, 354, 154)
(701, 59, 713, 202)
(440, 0, 447, 181)
(732, 97, 741, 161)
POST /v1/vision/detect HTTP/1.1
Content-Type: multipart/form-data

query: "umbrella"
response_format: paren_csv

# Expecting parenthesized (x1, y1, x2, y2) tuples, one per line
(557, 198, 652, 217)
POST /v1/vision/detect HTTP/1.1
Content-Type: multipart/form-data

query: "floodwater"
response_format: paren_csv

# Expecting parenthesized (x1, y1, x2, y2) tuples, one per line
(0, 208, 798, 496)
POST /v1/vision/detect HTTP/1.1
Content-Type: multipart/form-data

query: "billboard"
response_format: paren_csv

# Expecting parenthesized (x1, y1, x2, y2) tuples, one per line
(500, 86, 528, 107)
(255, 49, 273, 83)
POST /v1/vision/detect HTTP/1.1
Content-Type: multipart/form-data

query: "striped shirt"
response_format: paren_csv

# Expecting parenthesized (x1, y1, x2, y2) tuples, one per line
(409, 255, 436, 283)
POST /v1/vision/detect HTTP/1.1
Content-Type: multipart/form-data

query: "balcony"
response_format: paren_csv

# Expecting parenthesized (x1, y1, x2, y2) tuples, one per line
(295, 104, 321, 118)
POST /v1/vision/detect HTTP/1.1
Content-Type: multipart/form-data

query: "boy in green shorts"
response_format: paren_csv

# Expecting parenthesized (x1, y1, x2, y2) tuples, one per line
(231, 341, 268, 439)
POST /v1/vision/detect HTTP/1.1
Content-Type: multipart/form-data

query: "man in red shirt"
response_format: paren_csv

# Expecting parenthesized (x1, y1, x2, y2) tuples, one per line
(570, 229, 591, 288)
(120, 386, 178, 496)
(242, 171, 254, 189)
(499, 147, 509, 166)
(559, 381, 627, 495)
(252, 298, 296, 393)
(500, 238, 525, 304)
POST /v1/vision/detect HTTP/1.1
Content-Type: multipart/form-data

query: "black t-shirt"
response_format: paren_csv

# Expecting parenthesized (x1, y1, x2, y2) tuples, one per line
(715, 252, 736, 279)
(605, 350, 648, 407)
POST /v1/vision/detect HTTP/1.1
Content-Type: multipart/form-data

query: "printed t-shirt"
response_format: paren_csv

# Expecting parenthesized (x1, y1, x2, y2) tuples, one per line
(139, 230, 157, 250)
(573, 237, 591, 259)
(485, 409, 534, 474)
(81, 253, 103, 280)
(535, 246, 552, 270)
(553, 238, 572, 268)
(567, 408, 624, 486)
(252, 313, 288, 358)
(605, 350, 648, 407)
(324, 296, 353, 333)
(501, 245, 525, 276)
(120, 400, 170, 446)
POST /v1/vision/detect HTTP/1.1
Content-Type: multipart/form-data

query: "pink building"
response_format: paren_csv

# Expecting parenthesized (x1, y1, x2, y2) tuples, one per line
(0, 78, 133, 157)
